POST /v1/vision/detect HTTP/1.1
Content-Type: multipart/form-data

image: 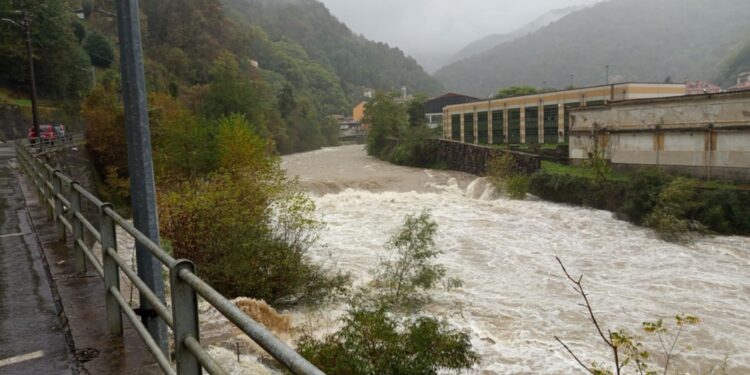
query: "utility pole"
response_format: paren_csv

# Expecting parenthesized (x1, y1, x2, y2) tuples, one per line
(2, 11, 40, 143)
(570, 73, 575, 88)
(115, 0, 167, 353)
(605, 64, 610, 85)
(22, 11, 40, 144)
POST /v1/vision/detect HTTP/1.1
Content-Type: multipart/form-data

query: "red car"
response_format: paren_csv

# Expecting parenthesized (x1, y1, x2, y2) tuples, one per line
(28, 124, 58, 144)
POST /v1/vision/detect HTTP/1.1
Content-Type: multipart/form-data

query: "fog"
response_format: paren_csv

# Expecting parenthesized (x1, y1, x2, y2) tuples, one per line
(319, 0, 605, 71)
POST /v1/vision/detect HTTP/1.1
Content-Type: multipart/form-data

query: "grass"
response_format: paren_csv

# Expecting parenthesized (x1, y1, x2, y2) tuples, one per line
(541, 160, 631, 182)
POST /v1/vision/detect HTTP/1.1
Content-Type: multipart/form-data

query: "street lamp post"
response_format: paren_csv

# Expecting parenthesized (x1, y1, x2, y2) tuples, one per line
(2, 11, 40, 143)
(115, 0, 168, 353)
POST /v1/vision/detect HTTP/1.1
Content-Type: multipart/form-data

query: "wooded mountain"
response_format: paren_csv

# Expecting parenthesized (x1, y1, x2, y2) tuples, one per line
(446, 6, 584, 68)
(435, 0, 750, 98)
(222, 0, 443, 103)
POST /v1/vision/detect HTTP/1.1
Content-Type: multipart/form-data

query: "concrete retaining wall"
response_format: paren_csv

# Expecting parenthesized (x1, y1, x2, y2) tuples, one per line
(430, 139, 541, 176)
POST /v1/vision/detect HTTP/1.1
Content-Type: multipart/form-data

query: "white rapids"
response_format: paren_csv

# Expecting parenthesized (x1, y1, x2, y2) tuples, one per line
(282, 145, 750, 374)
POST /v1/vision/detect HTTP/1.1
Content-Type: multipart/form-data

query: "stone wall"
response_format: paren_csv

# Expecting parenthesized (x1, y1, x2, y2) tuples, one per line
(430, 139, 540, 176)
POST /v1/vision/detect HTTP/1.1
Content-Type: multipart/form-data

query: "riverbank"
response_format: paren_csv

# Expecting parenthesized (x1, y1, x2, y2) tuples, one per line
(376, 137, 750, 237)
(528, 161, 750, 237)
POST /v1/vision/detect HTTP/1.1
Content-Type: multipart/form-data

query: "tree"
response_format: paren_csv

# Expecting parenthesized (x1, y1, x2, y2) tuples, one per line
(370, 211, 461, 311)
(555, 257, 702, 375)
(406, 95, 427, 127)
(364, 92, 406, 157)
(298, 212, 476, 375)
(84, 32, 114, 68)
(493, 86, 539, 99)
(298, 306, 477, 375)
(0, 0, 92, 98)
(158, 114, 350, 305)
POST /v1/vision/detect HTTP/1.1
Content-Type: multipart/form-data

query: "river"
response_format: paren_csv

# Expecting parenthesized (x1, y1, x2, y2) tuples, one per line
(282, 144, 750, 374)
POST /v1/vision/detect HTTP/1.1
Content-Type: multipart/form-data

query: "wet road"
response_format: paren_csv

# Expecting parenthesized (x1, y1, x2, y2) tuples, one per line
(0, 141, 72, 374)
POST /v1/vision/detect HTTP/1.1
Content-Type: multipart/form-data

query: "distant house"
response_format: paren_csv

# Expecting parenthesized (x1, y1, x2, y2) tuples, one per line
(424, 93, 479, 129)
(686, 80, 721, 95)
(727, 72, 750, 92)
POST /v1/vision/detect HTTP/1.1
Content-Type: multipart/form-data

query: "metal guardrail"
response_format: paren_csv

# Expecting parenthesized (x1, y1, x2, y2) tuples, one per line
(14, 140, 325, 375)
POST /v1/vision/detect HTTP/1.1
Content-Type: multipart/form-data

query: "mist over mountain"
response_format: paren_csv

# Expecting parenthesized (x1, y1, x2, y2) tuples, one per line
(434, 0, 750, 98)
(446, 6, 585, 67)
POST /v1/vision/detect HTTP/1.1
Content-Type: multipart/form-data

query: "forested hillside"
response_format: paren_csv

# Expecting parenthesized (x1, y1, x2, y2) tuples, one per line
(435, 0, 750, 97)
(0, 0, 91, 100)
(1, 0, 441, 152)
(446, 6, 583, 68)
(222, 0, 443, 101)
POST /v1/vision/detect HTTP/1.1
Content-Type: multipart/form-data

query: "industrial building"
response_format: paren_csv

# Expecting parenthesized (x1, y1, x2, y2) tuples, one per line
(424, 93, 479, 129)
(441, 83, 686, 145)
(568, 90, 750, 180)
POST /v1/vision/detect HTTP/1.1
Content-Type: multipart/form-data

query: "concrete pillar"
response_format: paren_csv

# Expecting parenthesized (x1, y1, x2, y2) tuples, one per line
(460, 113, 465, 143)
(503, 105, 509, 143)
(520, 106, 526, 144)
(473, 109, 479, 145)
(488, 108, 493, 145)
(558, 104, 565, 144)
(444, 110, 449, 139)
(538, 100, 545, 144)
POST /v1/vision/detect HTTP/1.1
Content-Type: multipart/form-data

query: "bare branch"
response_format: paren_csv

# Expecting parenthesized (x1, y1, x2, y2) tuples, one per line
(664, 325, 684, 375)
(556, 256, 613, 347)
(554, 336, 596, 375)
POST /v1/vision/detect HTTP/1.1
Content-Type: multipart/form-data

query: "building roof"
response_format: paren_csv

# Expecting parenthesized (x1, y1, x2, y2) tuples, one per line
(570, 88, 750, 111)
(424, 93, 480, 114)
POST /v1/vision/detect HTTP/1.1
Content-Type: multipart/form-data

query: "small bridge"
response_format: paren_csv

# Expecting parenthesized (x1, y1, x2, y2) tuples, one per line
(4, 139, 325, 374)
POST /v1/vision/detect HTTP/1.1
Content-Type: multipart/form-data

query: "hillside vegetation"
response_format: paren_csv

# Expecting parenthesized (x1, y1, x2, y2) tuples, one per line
(435, 0, 750, 97)
(221, 0, 443, 102)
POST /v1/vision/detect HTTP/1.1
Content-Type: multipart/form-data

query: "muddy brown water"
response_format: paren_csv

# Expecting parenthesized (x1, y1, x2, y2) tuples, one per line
(283, 144, 750, 374)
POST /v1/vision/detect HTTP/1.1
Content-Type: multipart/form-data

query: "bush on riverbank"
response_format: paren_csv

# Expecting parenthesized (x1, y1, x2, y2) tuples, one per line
(159, 115, 350, 305)
(488, 152, 532, 199)
(298, 212, 478, 374)
(528, 167, 750, 237)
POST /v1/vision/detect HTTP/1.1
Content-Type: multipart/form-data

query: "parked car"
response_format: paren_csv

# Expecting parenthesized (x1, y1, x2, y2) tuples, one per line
(28, 124, 58, 144)
(53, 124, 72, 141)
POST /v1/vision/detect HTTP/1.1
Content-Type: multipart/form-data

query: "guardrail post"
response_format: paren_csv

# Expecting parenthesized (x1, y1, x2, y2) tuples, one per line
(70, 182, 86, 274)
(170, 260, 201, 375)
(44, 168, 53, 220)
(52, 170, 66, 241)
(100, 203, 123, 336)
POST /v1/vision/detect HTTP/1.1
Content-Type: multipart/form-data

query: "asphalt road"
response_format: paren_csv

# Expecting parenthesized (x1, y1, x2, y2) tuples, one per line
(0, 141, 73, 374)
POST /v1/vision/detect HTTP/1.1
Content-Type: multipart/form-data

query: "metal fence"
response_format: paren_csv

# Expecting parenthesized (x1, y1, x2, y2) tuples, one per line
(14, 140, 325, 375)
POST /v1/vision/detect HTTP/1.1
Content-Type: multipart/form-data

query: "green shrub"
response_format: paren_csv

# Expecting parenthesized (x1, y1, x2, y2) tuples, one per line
(389, 126, 437, 167)
(83, 32, 114, 68)
(369, 211, 461, 312)
(529, 172, 594, 205)
(488, 153, 531, 199)
(159, 116, 350, 305)
(506, 175, 531, 199)
(298, 306, 478, 375)
(691, 189, 750, 235)
(644, 177, 706, 242)
(618, 168, 672, 224)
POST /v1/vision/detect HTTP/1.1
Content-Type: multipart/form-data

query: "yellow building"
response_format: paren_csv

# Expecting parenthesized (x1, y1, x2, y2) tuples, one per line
(442, 83, 686, 145)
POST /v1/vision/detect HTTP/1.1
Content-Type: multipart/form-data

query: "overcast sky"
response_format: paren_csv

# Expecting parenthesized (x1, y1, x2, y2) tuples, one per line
(319, 0, 605, 69)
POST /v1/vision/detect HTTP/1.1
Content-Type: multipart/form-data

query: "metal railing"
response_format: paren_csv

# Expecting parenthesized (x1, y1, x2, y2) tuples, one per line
(27, 133, 85, 155)
(14, 140, 325, 375)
